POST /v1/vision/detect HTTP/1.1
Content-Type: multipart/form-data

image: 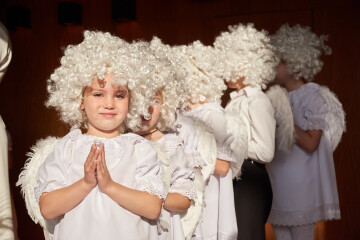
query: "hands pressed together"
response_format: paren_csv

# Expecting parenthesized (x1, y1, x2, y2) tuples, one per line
(84, 144, 113, 193)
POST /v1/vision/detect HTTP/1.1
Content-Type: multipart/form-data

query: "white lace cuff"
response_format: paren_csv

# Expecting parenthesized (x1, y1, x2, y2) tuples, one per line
(34, 180, 67, 203)
(169, 179, 197, 200)
(218, 231, 237, 240)
(217, 146, 236, 162)
(186, 151, 206, 168)
(306, 117, 328, 131)
(135, 176, 167, 200)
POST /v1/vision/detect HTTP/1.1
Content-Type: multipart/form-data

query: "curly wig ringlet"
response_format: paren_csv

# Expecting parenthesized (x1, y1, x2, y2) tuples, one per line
(214, 23, 279, 88)
(270, 24, 332, 82)
(46, 30, 157, 132)
(148, 37, 188, 131)
(171, 41, 226, 106)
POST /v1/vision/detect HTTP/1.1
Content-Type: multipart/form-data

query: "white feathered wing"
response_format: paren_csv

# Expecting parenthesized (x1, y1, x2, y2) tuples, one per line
(225, 97, 248, 179)
(180, 116, 216, 239)
(16, 137, 58, 240)
(266, 85, 296, 153)
(151, 142, 172, 234)
(319, 86, 346, 152)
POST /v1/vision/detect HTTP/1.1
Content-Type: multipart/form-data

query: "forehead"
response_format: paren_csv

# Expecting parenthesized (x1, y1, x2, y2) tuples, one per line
(89, 77, 128, 91)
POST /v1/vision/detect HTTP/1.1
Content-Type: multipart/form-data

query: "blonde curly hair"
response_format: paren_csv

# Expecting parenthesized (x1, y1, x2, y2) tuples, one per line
(46, 30, 161, 132)
(270, 24, 332, 81)
(148, 37, 188, 131)
(214, 23, 279, 88)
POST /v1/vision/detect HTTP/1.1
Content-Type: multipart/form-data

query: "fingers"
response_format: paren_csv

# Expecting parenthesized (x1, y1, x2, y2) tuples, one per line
(100, 144, 107, 174)
(96, 144, 111, 181)
(85, 145, 96, 171)
(95, 144, 105, 176)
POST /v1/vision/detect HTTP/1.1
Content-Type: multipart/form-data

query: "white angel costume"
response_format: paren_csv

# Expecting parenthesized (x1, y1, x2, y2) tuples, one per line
(267, 82, 343, 226)
(153, 133, 196, 240)
(0, 21, 14, 240)
(20, 129, 166, 240)
(172, 114, 206, 240)
(177, 102, 237, 240)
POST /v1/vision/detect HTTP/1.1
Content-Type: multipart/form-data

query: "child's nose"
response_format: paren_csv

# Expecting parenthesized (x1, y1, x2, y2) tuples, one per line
(104, 96, 115, 109)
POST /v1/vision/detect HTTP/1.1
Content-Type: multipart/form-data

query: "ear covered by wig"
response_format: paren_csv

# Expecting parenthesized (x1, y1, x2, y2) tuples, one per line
(270, 24, 332, 82)
(214, 23, 279, 88)
(170, 41, 227, 106)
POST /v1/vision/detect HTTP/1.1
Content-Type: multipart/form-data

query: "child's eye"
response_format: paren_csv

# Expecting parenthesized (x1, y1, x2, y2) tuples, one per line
(115, 94, 125, 98)
(93, 93, 103, 97)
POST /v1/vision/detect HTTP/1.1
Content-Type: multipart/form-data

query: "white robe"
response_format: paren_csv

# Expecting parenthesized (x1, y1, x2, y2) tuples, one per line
(35, 130, 166, 240)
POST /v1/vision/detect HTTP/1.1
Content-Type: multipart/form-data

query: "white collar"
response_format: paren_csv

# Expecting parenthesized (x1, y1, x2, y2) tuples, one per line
(230, 85, 262, 100)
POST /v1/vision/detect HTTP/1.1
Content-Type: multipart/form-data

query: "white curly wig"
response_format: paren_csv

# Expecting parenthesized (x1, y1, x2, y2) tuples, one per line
(46, 30, 157, 132)
(148, 37, 188, 131)
(171, 41, 226, 106)
(270, 24, 332, 82)
(214, 23, 279, 88)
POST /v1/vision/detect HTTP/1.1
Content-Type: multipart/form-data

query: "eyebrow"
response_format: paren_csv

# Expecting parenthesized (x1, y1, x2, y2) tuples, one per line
(114, 88, 128, 94)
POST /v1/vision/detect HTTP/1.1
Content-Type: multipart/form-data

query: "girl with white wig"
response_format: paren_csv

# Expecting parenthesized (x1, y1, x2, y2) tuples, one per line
(173, 40, 238, 240)
(266, 24, 344, 240)
(17, 31, 167, 240)
(214, 23, 278, 240)
(131, 38, 197, 240)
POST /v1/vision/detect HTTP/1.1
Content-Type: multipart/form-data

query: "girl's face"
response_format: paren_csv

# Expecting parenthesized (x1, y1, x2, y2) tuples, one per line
(274, 61, 290, 86)
(81, 74, 129, 138)
(142, 91, 163, 131)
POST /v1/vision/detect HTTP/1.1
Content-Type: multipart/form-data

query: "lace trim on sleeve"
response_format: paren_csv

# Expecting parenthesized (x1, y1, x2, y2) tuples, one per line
(305, 117, 328, 131)
(186, 151, 206, 168)
(34, 180, 67, 203)
(134, 176, 167, 200)
(168, 179, 197, 200)
(217, 146, 236, 162)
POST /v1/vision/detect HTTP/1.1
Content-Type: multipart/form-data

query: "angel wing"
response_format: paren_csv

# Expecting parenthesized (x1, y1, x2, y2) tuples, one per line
(192, 117, 217, 183)
(266, 85, 296, 153)
(225, 110, 248, 179)
(150, 141, 172, 234)
(16, 136, 58, 239)
(179, 116, 216, 239)
(319, 86, 346, 151)
(180, 168, 205, 239)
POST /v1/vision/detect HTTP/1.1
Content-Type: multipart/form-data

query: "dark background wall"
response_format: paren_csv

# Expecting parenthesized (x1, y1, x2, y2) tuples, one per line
(0, 0, 359, 239)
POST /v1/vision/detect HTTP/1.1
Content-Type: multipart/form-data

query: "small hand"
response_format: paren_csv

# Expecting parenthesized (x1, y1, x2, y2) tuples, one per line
(84, 144, 98, 188)
(96, 144, 114, 194)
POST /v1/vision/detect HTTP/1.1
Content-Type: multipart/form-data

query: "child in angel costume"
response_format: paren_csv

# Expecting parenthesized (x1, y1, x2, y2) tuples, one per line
(171, 40, 238, 240)
(16, 31, 167, 240)
(131, 39, 197, 240)
(266, 24, 345, 240)
(214, 23, 279, 240)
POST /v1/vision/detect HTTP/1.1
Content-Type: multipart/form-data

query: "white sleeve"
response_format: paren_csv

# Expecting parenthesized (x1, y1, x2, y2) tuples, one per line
(134, 141, 166, 200)
(175, 118, 205, 168)
(35, 140, 72, 202)
(0, 22, 12, 83)
(0, 117, 14, 239)
(304, 91, 328, 131)
(207, 110, 236, 162)
(168, 145, 196, 200)
(247, 96, 276, 163)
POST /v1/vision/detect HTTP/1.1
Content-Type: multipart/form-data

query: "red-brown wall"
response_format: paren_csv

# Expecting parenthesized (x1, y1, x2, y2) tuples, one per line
(0, 0, 359, 239)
